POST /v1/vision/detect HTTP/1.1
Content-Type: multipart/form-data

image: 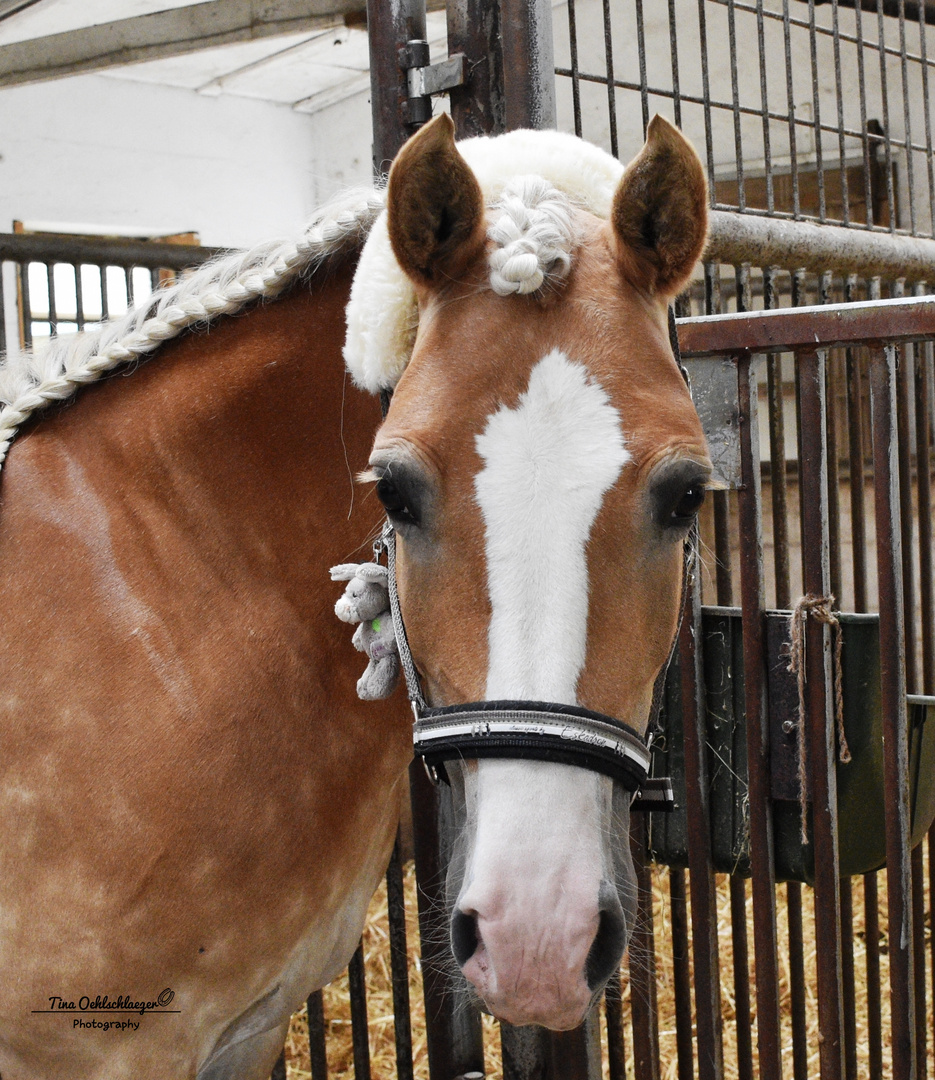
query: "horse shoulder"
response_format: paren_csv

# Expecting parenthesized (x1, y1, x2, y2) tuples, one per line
(0, 263, 411, 1078)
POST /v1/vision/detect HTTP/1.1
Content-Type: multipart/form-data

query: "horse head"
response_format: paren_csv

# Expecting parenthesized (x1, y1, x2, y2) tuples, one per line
(345, 114, 710, 1030)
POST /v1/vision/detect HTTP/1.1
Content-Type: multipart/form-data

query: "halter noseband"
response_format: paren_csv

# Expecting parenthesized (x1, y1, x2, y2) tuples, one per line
(375, 520, 678, 811)
(375, 309, 689, 813)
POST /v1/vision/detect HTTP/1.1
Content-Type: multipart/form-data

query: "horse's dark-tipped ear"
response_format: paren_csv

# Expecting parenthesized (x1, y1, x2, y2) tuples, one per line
(612, 115, 708, 298)
(387, 114, 486, 286)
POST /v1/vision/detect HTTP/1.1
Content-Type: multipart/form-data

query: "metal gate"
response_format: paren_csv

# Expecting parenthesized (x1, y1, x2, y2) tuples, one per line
(6, 5, 932, 1078)
(286, 3, 935, 1079)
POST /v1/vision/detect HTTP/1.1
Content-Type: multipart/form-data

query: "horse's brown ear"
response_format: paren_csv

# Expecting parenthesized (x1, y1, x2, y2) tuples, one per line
(387, 113, 486, 286)
(612, 115, 708, 298)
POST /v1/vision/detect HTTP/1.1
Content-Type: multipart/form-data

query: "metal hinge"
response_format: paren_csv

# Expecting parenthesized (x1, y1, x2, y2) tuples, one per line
(398, 39, 465, 125)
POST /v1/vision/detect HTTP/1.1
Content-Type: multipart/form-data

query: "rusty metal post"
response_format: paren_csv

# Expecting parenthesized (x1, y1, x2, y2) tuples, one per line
(447, 0, 554, 137)
(869, 344, 916, 1080)
(348, 942, 372, 1080)
(678, 542, 724, 1080)
(306, 990, 328, 1080)
(500, 0, 556, 130)
(408, 762, 485, 1080)
(735, 350, 784, 1080)
(797, 347, 845, 1080)
(367, 0, 427, 174)
(446, 0, 504, 137)
(386, 840, 415, 1080)
(668, 868, 694, 1080)
(629, 812, 660, 1080)
(605, 970, 628, 1080)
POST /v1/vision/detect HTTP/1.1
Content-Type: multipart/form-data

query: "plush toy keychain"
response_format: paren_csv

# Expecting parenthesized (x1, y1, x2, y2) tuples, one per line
(330, 562, 401, 700)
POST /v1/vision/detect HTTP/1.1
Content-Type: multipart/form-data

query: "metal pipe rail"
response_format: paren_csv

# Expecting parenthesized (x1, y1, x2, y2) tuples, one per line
(0, 232, 223, 271)
(706, 212, 935, 285)
(678, 293, 935, 355)
(672, 295, 935, 1080)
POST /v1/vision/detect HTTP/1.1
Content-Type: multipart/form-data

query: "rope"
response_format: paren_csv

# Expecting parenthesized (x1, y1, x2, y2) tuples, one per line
(787, 593, 851, 843)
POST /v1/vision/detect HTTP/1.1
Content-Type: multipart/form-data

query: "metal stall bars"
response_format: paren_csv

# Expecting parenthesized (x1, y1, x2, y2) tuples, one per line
(667, 295, 935, 1080)
(0, 231, 218, 358)
(552, 3, 935, 1079)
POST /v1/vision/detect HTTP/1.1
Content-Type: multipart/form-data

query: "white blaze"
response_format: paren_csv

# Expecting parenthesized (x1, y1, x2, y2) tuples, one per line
(460, 351, 630, 1027)
(474, 349, 630, 703)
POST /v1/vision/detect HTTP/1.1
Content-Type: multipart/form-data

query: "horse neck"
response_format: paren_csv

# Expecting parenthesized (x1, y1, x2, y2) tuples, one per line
(6, 261, 380, 585)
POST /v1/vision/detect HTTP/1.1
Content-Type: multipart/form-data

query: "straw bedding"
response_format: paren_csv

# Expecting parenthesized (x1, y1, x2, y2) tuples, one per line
(282, 857, 924, 1078)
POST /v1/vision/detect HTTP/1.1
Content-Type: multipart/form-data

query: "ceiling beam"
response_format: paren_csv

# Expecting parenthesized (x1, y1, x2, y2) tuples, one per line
(0, 0, 374, 88)
(0, 0, 46, 24)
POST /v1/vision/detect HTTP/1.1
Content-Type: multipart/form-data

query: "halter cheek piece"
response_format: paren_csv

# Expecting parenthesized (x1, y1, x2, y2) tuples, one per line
(374, 309, 689, 812)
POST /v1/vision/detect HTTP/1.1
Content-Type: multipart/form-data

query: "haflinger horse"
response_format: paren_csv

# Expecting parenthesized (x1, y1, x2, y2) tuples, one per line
(0, 112, 709, 1079)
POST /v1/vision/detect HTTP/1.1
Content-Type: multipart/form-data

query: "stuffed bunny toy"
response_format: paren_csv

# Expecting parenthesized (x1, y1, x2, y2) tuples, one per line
(331, 562, 401, 700)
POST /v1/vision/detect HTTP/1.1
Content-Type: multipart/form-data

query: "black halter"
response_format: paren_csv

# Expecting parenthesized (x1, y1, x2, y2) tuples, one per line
(374, 519, 679, 811)
(375, 308, 690, 812)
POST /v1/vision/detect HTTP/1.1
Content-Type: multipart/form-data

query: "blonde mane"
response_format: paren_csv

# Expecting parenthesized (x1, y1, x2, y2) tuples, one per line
(0, 188, 385, 471)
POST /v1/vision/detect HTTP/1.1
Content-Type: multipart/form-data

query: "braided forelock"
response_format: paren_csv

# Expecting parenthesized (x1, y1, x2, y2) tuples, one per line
(487, 176, 576, 297)
(0, 187, 386, 473)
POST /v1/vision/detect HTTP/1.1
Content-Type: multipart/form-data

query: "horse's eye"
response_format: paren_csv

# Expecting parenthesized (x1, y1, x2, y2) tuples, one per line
(671, 482, 706, 525)
(376, 475, 419, 526)
(651, 463, 709, 533)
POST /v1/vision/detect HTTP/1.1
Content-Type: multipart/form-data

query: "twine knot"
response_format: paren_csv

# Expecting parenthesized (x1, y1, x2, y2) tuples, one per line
(787, 594, 851, 843)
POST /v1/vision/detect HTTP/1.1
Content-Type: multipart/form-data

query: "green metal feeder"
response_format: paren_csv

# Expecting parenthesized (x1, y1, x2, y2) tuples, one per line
(647, 607, 935, 884)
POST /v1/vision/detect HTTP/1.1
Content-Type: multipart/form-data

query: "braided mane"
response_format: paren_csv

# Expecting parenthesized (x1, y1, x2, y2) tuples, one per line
(0, 188, 385, 472)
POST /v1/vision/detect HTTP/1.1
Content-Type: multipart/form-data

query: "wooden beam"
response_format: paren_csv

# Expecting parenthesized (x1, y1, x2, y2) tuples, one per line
(0, 0, 367, 87)
(0, 0, 46, 24)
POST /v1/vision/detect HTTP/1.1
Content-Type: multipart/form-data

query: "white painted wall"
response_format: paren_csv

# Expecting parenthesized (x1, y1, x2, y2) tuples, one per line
(304, 85, 376, 204)
(0, 72, 372, 249)
(0, 69, 377, 352)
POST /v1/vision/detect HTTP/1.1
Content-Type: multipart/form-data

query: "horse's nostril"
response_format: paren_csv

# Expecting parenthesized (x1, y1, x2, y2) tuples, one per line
(585, 883, 628, 991)
(451, 909, 479, 967)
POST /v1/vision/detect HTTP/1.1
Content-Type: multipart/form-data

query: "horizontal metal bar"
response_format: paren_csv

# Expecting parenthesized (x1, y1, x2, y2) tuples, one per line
(0, 233, 223, 270)
(0, 0, 368, 87)
(805, 0, 935, 27)
(678, 295, 935, 357)
(705, 211, 935, 282)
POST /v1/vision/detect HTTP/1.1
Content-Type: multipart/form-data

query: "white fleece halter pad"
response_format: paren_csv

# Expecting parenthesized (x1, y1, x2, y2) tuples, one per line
(343, 129, 625, 394)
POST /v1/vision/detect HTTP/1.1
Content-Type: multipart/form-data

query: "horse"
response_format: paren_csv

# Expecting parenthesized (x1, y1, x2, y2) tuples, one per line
(0, 111, 709, 1078)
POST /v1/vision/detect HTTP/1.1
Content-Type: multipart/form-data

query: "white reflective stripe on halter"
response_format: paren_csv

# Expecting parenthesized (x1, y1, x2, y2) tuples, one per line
(413, 708, 650, 773)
